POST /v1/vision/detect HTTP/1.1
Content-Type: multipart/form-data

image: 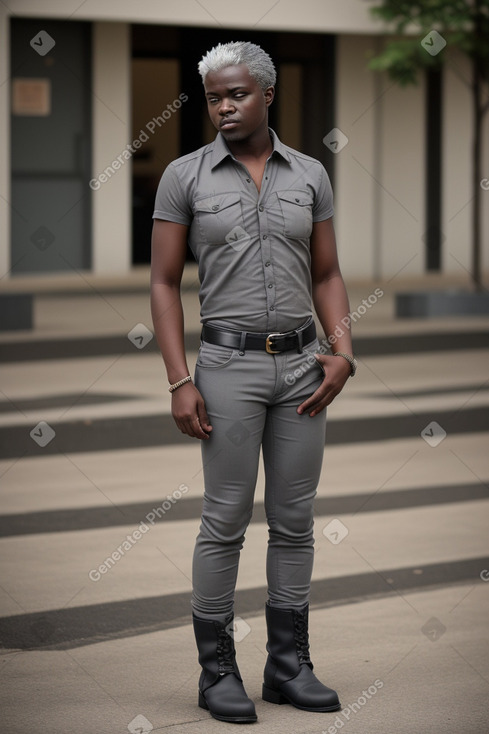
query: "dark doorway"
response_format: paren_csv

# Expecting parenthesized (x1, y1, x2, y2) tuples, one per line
(10, 19, 92, 274)
(425, 67, 443, 271)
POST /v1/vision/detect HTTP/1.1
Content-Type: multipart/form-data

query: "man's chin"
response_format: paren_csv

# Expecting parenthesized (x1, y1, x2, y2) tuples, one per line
(220, 128, 247, 142)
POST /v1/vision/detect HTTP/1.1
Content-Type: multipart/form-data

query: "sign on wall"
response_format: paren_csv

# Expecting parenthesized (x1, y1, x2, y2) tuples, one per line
(12, 78, 51, 116)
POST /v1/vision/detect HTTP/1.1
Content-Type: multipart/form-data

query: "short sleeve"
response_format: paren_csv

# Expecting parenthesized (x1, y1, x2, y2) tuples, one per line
(312, 164, 334, 222)
(153, 163, 192, 224)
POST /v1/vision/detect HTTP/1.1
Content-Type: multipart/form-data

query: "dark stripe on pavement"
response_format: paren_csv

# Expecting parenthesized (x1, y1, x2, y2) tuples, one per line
(0, 556, 486, 651)
(373, 383, 489, 399)
(1, 405, 487, 459)
(0, 392, 137, 414)
(0, 482, 486, 537)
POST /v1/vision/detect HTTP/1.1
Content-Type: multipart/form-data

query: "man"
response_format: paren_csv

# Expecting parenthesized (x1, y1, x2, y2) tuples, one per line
(150, 41, 355, 724)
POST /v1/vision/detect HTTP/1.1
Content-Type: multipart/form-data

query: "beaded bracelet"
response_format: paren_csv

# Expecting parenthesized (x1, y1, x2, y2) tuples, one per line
(168, 375, 192, 393)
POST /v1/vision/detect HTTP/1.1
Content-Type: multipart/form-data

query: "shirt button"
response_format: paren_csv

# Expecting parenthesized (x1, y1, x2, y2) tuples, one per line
(265, 261, 271, 267)
(263, 234, 267, 240)
(268, 283, 274, 289)
(259, 206, 264, 212)
(295, 198, 300, 203)
(212, 205, 219, 211)
(269, 305, 275, 311)
(246, 178, 251, 183)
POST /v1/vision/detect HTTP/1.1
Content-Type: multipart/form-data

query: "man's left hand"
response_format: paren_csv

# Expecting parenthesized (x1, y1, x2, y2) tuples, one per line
(297, 354, 351, 417)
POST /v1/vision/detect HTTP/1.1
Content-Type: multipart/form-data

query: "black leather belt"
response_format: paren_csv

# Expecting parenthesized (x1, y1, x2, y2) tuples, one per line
(201, 321, 316, 354)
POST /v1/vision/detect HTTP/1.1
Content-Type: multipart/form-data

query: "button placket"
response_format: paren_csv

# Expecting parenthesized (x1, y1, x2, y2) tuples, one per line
(256, 197, 277, 329)
(252, 158, 277, 330)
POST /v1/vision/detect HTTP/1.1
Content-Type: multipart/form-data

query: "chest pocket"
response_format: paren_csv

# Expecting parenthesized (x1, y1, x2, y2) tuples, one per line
(276, 189, 314, 239)
(193, 192, 243, 245)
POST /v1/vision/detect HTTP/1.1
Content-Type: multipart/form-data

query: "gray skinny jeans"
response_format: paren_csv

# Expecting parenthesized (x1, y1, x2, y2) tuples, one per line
(191, 334, 327, 620)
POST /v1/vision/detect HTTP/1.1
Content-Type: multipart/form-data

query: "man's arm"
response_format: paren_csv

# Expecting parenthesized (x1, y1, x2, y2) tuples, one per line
(297, 217, 353, 417)
(150, 219, 212, 439)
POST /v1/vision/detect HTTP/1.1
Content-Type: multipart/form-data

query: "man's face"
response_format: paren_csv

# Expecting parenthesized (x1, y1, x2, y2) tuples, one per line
(203, 64, 274, 143)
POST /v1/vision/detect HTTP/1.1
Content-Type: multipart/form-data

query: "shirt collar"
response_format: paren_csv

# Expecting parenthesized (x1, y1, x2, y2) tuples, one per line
(210, 127, 291, 169)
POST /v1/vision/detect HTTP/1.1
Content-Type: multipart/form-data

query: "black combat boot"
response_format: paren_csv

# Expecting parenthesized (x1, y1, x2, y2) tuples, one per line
(193, 613, 257, 723)
(262, 602, 341, 712)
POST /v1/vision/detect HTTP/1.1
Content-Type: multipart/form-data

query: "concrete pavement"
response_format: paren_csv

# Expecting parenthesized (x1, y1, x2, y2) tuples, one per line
(0, 266, 488, 733)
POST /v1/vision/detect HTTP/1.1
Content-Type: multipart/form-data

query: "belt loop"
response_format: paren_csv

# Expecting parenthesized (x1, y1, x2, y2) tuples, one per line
(296, 328, 303, 354)
(239, 330, 247, 355)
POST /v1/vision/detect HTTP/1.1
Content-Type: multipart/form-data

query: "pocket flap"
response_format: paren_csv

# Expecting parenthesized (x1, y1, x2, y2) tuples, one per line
(277, 189, 313, 207)
(194, 192, 241, 213)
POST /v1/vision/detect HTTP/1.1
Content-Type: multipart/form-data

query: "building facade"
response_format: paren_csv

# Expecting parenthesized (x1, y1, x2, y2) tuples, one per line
(0, 0, 487, 282)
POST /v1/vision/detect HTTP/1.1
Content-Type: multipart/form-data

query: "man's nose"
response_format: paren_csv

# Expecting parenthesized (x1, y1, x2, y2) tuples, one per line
(219, 98, 235, 115)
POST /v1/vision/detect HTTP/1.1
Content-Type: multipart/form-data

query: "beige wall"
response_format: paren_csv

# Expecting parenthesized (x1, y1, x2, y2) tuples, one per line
(335, 39, 488, 283)
(8, 0, 381, 34)
(378, 71, 425, 278)
(91, 22, 131, 274)
(335, 35, 425, 280)
(335, 35, 378, 279)
(443, 48, 489, 279)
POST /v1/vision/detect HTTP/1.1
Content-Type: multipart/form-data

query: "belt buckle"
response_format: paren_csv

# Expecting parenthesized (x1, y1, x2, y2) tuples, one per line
(266, 333, 282, 354)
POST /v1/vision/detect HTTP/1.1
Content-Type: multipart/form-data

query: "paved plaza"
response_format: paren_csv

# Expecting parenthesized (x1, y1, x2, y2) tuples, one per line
(0, 268, 488, 733)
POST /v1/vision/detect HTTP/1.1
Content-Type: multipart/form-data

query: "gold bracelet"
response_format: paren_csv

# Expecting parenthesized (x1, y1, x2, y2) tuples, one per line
(168, 375, 192, 393)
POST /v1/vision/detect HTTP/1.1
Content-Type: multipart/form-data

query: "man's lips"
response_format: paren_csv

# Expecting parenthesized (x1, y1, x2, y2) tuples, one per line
(220, 119, 239, 129)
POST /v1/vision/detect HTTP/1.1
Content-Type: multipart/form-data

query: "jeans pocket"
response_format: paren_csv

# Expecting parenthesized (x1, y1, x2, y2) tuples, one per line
(196, 341, 237, 369)
(303, 340, 325, 377)
(284, 339, 325, 387)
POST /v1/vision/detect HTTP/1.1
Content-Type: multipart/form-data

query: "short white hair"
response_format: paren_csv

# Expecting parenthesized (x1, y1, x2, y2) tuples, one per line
(198, 41, 276, 90)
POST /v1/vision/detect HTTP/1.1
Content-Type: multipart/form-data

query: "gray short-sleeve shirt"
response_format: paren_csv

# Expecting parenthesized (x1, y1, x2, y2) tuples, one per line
(153, 128, 334, 332)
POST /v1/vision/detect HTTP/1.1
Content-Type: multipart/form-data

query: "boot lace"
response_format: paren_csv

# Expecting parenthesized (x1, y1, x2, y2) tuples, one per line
(216, 625, 235, 675)
(293, 610, 311, 664)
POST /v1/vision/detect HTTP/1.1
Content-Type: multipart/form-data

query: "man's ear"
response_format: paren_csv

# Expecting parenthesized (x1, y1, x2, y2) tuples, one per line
(264, 86, 275, 107)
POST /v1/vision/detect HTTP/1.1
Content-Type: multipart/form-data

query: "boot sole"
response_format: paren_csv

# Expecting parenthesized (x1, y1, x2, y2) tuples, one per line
(262, 684, 341, 713)
(199, 691, 258, 723)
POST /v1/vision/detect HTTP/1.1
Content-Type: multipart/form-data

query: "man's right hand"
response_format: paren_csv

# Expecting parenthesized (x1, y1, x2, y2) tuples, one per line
(171, 382, 213, 439)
